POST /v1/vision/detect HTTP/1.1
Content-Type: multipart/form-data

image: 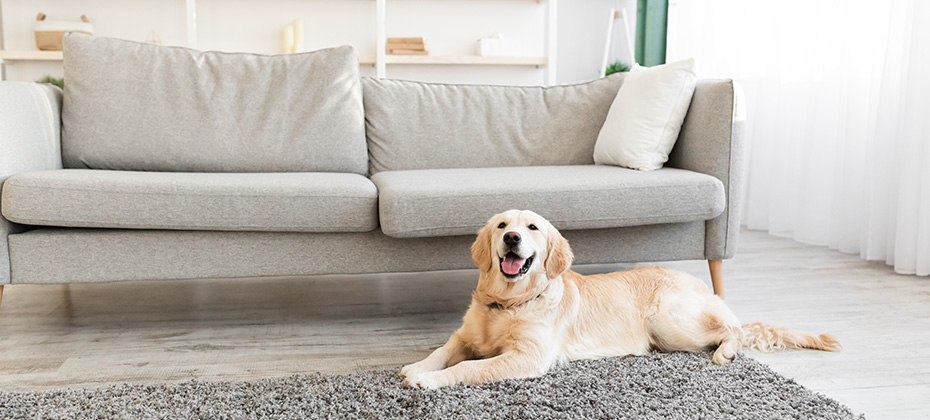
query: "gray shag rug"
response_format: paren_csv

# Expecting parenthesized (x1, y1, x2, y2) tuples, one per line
(0, 352, 863, 420)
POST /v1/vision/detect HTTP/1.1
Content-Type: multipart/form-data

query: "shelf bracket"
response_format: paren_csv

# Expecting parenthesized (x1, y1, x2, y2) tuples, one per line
(0, 0, 6, 81)
(375, 0, 386, 79)
(185, 0, 198, 49)
(546, 0, 558, 86)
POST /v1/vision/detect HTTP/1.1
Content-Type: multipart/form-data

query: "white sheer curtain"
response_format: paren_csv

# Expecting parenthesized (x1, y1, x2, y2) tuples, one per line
(667, 0, 930, 275)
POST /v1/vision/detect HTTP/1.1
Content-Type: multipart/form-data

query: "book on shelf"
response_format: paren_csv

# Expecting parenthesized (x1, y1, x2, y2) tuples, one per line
(387, 37, 425, 44)
(385, 42, 425, 51)
(389, 49, 430, 56)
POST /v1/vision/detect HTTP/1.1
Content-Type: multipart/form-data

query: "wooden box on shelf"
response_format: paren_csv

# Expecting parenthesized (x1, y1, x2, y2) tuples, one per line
(387, 37, 428, 56)
(34, 13, 94, 52)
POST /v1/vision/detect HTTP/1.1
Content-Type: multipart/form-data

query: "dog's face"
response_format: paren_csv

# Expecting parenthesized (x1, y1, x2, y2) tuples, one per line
(471, 210, 573, 282)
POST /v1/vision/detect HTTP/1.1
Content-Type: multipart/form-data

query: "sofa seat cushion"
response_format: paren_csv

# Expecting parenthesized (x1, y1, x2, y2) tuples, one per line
(371, 165, 725, 238)
(1, 170, 378, 232)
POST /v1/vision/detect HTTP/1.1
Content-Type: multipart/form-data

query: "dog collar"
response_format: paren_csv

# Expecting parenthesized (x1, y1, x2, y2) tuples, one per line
(486, 292, 544, 311)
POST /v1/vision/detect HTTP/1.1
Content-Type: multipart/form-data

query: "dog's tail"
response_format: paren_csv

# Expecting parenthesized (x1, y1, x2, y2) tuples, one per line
(740, 322, 841, 352)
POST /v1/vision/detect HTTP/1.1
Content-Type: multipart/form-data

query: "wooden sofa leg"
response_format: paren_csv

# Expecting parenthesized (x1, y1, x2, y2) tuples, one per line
(0, 285, 4, 306)
(708, 260, 724, 299)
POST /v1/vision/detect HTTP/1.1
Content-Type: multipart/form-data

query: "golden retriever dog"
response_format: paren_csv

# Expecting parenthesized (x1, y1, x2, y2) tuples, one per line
(400, 209, 840, 389)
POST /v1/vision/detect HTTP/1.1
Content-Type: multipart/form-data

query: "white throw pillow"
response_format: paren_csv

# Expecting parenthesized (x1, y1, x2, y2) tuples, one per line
(593, 58, 696, 171)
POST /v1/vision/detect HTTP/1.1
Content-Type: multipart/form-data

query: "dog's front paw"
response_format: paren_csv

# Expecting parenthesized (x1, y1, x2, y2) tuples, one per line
(712, 349, 738, 365)
(403, 371, 446, 389)
(400, 363, 427, 378)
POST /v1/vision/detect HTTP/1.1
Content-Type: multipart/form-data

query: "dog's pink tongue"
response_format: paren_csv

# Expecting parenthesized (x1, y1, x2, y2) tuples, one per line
(501, 255, 526, 275)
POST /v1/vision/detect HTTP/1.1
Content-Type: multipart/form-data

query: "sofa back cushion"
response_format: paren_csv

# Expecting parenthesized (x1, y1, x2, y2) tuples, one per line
(61, 33, 367, 174)
(362, 75, 625, 174)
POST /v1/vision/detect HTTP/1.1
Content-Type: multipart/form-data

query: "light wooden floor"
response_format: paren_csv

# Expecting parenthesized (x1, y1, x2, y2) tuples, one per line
(1, 229, 928, 418)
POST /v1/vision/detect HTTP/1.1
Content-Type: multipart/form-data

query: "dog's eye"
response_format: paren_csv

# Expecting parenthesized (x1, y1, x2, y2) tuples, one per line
(497, 222, 506, 229)
(528, 224, 538, 230)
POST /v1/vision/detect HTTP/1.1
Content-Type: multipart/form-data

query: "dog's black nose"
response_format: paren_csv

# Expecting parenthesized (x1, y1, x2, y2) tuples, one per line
(503, 231, 521, 246)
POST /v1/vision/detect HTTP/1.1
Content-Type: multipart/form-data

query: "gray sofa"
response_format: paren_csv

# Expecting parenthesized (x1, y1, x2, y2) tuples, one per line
(0, 34, 744, 299)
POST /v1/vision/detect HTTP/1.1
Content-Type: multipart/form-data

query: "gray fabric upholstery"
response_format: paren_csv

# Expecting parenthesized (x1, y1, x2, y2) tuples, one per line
(2, 170, 378, 233)
(0, 75, 741, 286)
(667, 80, 746, 260)
(61, 33, 367, 174)
(0, 82, 64, 285)
(363, 75, 626, 175)
(7, 223, 704, 284)
(372, 165, 724, 238)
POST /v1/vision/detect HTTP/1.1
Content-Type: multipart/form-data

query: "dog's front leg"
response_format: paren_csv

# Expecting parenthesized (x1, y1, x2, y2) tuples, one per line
(404, 349, 551, 389)
(400, 333, 470, 378)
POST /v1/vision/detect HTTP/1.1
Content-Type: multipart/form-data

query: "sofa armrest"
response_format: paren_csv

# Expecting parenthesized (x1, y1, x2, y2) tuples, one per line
(666, 79, 746, 260)
(0, 82, 64, 284)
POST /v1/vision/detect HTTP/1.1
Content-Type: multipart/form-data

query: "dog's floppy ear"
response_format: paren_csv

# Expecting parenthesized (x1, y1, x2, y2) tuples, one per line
(471, 222, 494, 272)
(545, 224, 573, 278)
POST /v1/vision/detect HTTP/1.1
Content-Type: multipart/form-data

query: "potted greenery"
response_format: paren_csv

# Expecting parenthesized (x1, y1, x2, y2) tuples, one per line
(605, 60, 631, 76)
(35, 75, 64, 89)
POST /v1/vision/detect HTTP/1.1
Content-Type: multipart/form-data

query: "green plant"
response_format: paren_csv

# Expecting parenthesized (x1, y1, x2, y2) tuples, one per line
(35, 75, 64, 89)
(605, 60, 631, 76)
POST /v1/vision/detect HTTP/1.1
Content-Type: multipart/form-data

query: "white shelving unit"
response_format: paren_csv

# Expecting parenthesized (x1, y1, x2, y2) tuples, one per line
(360, 55, 547, 66)
(372, 0, 557, 85)
(1, 0, 557, 84)
(0, 50, 62, 61)
(0, 0, 197, 80)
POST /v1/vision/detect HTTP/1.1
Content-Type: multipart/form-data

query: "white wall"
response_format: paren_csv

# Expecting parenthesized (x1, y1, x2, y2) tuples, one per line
(559, 0, 637, 83)
(1, 0, 635, 85)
